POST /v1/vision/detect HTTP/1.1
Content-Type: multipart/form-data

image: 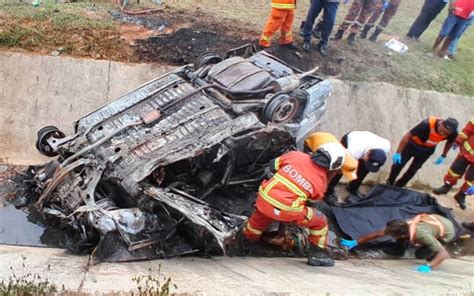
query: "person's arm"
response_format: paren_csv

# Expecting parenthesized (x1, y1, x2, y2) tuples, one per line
(429, 246, 450, 269)
(396, 132, 412, 154)
(441, 141, 454, 157)
(455, 120, 474, 146)
(357, 229, 386, 244)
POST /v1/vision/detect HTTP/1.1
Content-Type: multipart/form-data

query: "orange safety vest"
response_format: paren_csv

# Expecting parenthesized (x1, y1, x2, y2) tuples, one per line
(271, 0, 296, 10)
(411, 117, 447, 148)
(258, 151, 327, 212)
(408, 214, 446, 245)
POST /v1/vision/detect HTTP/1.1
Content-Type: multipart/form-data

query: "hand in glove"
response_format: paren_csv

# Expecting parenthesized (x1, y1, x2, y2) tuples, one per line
(392, 153, 402, 165)
(434, 156, 446, 165)
(414, 264, 432, 273)
(465, 185, 474, 195)
(340, 239, 358, 250)
(381, 1, 389, 10)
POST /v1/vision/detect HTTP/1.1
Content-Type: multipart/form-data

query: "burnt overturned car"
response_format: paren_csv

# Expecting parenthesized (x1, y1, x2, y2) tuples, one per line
(31, 46, 332, 262)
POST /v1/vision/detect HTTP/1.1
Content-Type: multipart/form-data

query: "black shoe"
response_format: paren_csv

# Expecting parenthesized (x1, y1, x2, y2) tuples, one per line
(312, 28, 321, 39)
(347, 33, 356, 46)
(433, 183, 452, 195)
(454, 191, 466, 210)
(318, 44, 327, 56)
(462, 222, 474, 230)
(360, 25, 372, 39)
(307, 245, 335, 267)
(302, 42, 311, 51)
(333, 29, 344, 40)
(280, 43, 298, 50)
(369, 27, 383, 42)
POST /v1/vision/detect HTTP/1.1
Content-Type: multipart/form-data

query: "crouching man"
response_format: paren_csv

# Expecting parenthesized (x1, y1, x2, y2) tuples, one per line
(340, 213, 455, 272)
(243, 137, 348, 267)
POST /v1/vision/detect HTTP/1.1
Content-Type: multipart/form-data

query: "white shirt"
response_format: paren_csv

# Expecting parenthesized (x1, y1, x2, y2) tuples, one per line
(346, 131, 391, 160)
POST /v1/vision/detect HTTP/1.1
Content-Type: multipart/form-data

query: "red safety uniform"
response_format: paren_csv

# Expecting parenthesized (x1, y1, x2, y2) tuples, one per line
(443, 119, 474, 192)
(243, 151, 329, 249)
(259, 0, 296, 48)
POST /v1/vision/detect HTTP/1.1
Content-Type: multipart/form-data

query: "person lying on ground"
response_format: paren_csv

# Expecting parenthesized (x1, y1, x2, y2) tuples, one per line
(340, 214, 455, 272)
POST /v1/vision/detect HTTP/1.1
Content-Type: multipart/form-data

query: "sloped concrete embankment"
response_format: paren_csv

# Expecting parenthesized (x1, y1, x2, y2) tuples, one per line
(1, 51, 472, 189)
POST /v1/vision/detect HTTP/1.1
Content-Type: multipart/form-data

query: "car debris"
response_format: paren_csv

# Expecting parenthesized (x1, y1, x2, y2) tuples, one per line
(29, 44, 333, 263)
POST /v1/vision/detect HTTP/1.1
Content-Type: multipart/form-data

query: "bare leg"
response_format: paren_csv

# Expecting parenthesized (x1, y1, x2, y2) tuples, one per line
(438, 36, 452, 57)
(432, 36, 444, 54)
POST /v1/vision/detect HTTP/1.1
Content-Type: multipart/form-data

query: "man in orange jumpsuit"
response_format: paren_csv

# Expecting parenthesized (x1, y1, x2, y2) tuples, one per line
(433, 118, 474, 214)
(260, 0, 297, 48)
(243, 135, 350, 266)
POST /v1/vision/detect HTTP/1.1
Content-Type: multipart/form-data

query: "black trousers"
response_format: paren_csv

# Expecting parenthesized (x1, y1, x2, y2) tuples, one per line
(406, 0, 446, 38)
(326, 133, 370, 194)
(387, 141, 434, 187)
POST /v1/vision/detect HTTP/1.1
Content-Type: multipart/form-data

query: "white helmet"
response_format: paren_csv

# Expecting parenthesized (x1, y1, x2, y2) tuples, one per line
(311, 142, 346, 171)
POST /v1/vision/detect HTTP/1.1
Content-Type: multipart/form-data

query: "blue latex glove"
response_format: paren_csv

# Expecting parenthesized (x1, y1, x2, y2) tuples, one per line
(381, 1, 389, 11)
(392, 153, 402, 165)
(343, 0, 350, 4)
(415, 265, 432, 273)
(465, 185, 474, 195)
(434, 156, 446, 165)
(340, 239, 358, 250)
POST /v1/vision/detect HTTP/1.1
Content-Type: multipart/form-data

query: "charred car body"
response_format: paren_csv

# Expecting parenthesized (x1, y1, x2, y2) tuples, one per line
(31, 46, 332, 262)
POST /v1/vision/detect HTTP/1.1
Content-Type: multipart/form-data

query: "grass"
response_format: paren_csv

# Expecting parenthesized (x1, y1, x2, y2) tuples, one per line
(0, 0, 472, 95)
(165, 0, 474, 96)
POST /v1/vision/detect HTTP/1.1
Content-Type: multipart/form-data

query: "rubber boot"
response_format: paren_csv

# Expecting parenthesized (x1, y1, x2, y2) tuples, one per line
(307, 245, 335, 267)
(369, 27, 383, 42)
(333, 29, 344, 40)
(347, 32, 356, 46)
(360, 25, 372, 39)
(433, 183, 452, 195)
(454, 191, 466, 210)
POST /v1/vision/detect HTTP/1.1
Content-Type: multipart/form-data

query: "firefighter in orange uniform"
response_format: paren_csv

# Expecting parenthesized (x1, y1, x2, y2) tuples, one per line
(243, 133, 355, 266)
(387, 116, 458, 187)
(260, 0, 297, 48)
(434, 118, 474, 214)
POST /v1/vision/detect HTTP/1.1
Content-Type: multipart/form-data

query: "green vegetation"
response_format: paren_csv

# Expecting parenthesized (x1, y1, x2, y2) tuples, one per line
(0, 255, 57, 296)
(132, 266, 176, 296)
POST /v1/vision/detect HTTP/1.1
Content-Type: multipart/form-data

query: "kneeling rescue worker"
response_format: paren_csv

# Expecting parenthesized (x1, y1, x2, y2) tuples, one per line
(340, 213, 455, 272)
(243, 133, 348, 267)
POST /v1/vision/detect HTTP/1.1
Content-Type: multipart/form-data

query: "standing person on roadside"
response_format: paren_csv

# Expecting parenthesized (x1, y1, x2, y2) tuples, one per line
(333, 0, 388, 45)
(406, 0, 448, 40)
(259, 0, 297, 50)
(433, 118, 474, 210)
(301, 0, 341, 55)
(446, 14, 473, 59)
(360, 0, 402, 41)
(387, 117, 459, 188)
(431, 0, 474, 58)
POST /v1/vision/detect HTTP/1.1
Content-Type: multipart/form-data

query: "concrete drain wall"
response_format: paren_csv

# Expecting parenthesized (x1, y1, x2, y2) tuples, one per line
(0, 51, 472, 188)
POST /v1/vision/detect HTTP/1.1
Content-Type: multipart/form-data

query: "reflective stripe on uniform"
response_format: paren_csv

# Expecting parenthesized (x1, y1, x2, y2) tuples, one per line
(282, 31, 292, 37)
(271, 3, 295, 9)
(464, 141, 474, 154)
(459, 131, 468, 139)
(302, 207, 313, 224)
(309, 226, 328, 248)
(261, 35, 271, 41)
(448, 169, 461, 178)
(259, 187, 304, 212)
(245, 222, 262, 236)
(273, 173, 308, 208)
(275, 157, 280, 170)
